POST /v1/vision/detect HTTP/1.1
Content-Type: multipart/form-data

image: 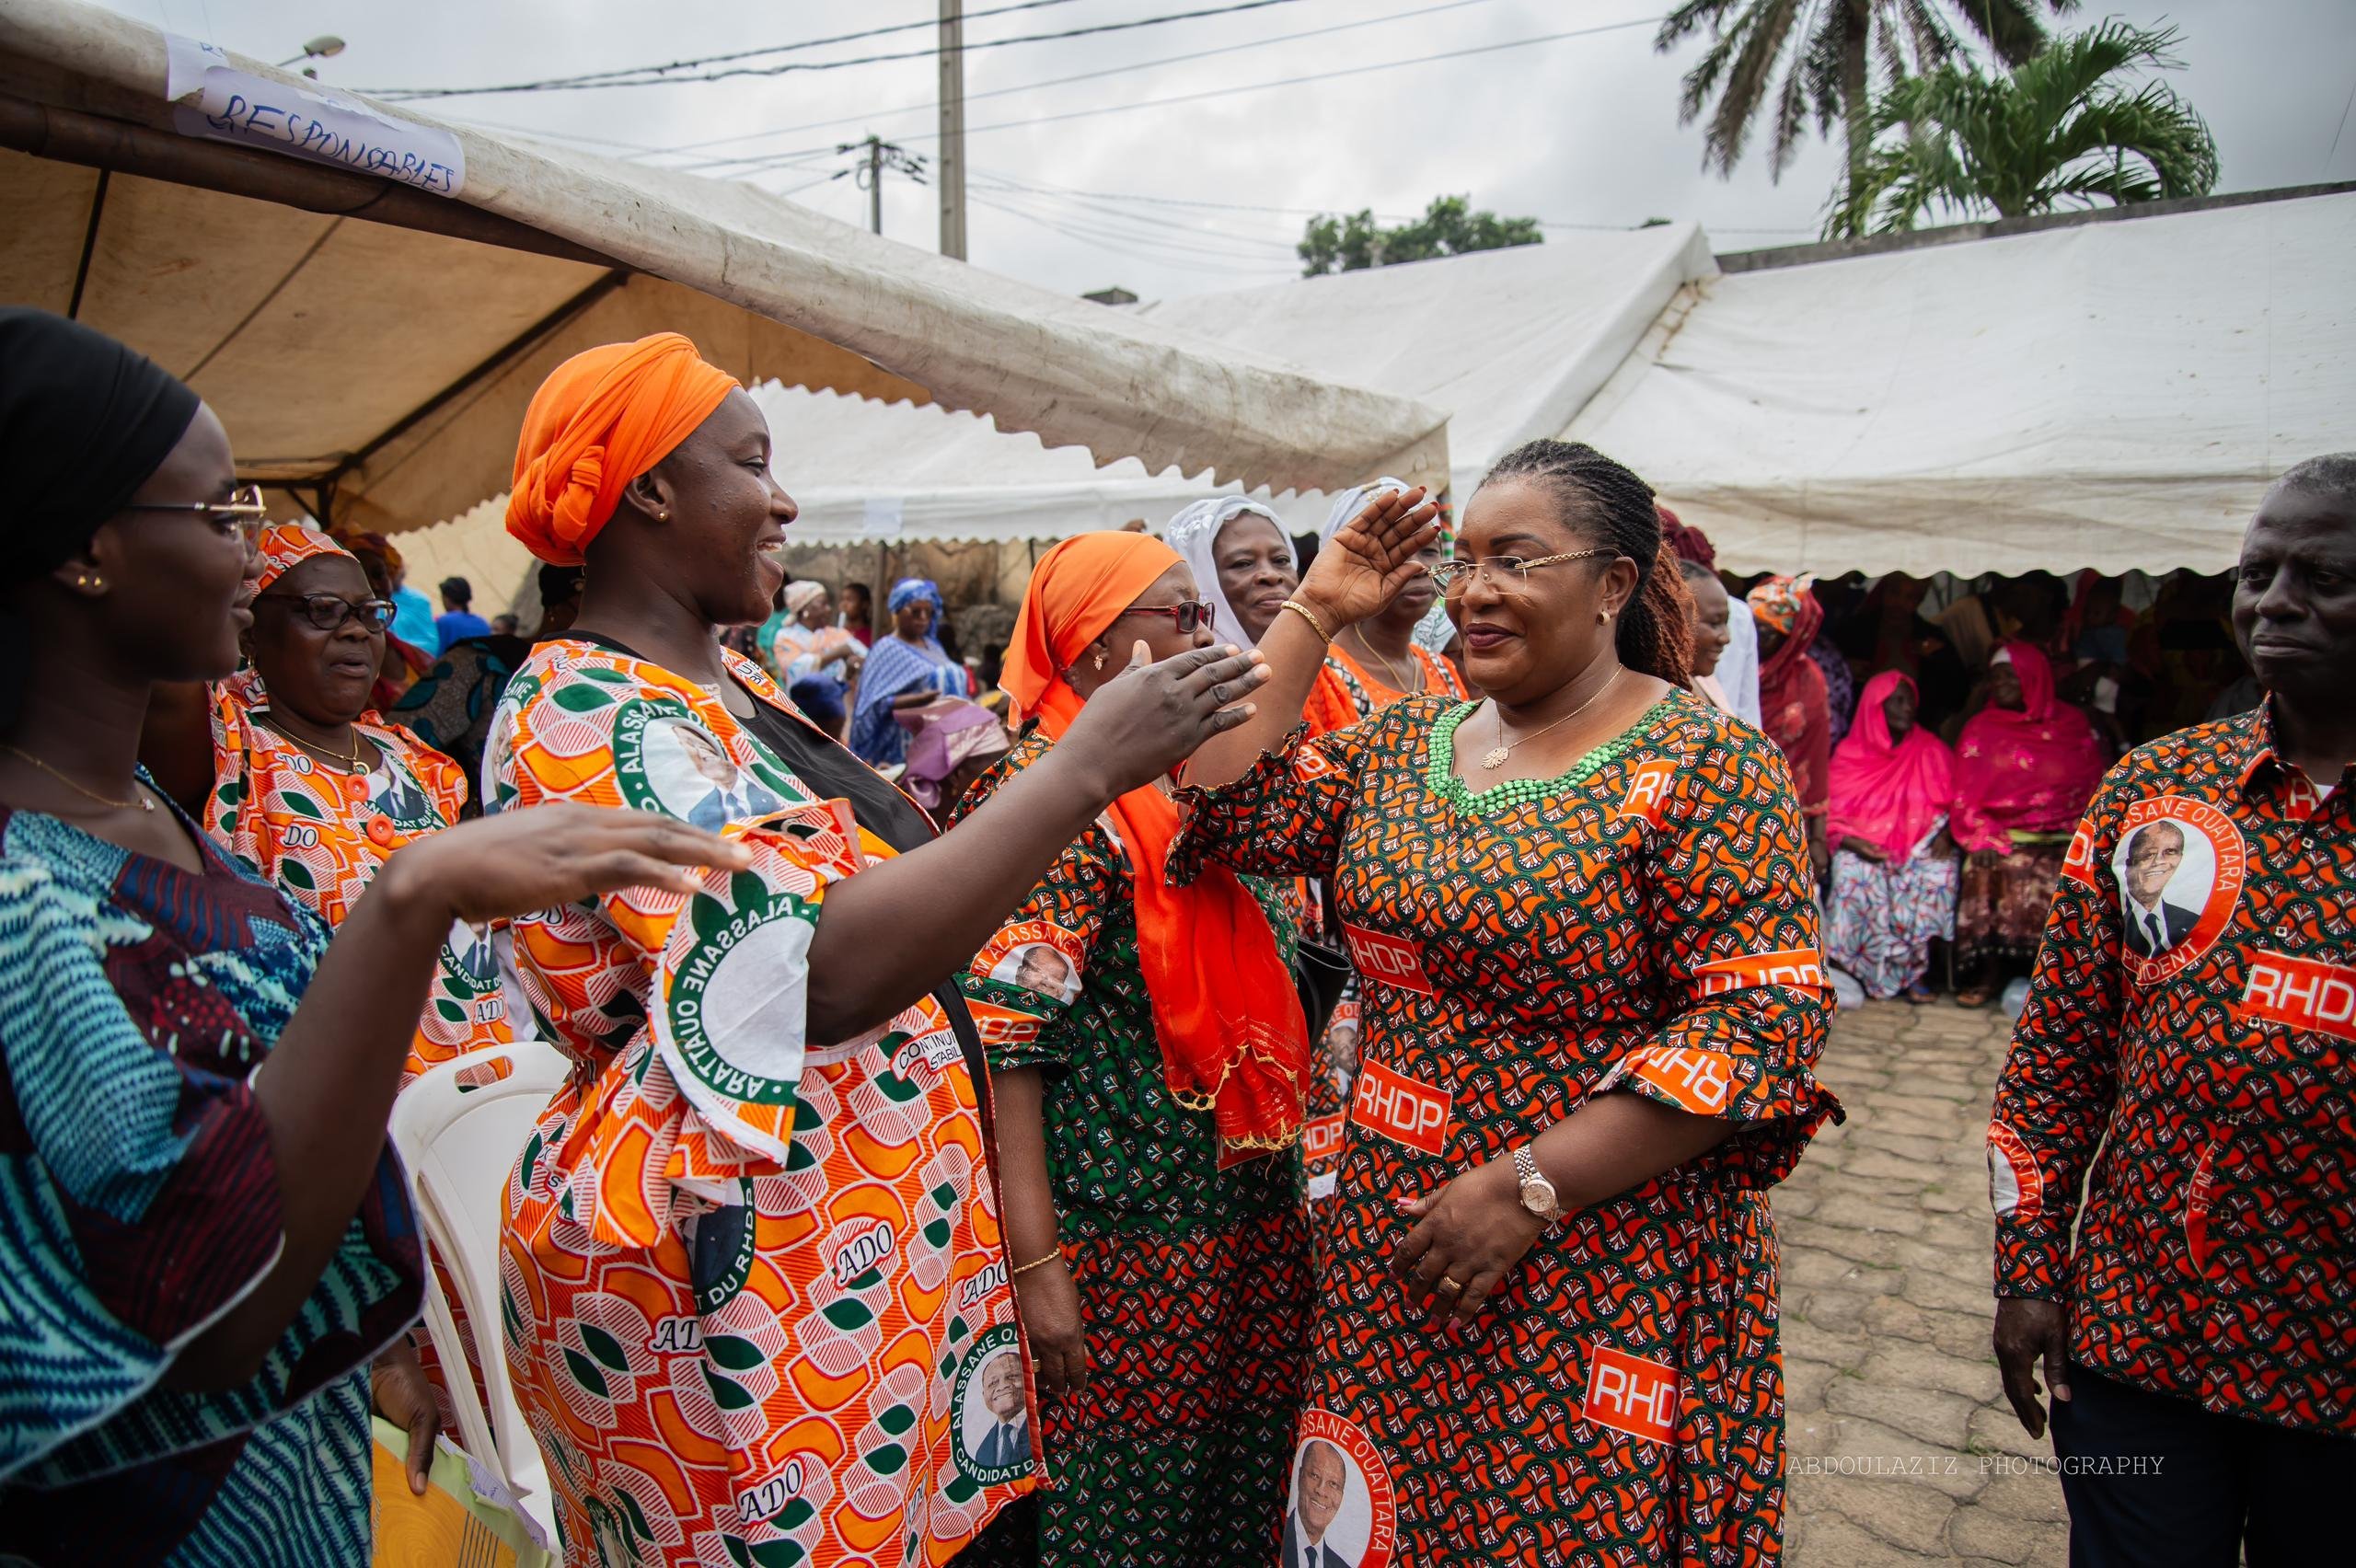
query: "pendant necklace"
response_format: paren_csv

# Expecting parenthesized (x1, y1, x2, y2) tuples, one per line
(1480, 668, 1623, 770)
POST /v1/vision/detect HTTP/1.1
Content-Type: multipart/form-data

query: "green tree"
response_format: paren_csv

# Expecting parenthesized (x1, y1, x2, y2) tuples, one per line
(1826, 20, 2219, 237)
(1298, 195, 1544, 277)
(1655, 0, 2077, 188)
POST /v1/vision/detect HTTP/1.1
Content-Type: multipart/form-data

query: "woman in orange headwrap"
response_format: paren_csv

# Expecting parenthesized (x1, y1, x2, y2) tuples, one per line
(948, 531, 1319, 1566)
(489, 334, 1273, 1568)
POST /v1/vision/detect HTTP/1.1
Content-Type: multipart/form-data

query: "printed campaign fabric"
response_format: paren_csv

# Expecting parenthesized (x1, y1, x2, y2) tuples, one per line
(1296, 643, 1469, 1202)
(1169, 690, 1839, 1563)
(1991, 701, 2356, 1434)
(0, 801, 421, 1565)
(208, 669, 512, 1086)
(953, 728, 1310, 1562)
(491, 638, 1029, 1566)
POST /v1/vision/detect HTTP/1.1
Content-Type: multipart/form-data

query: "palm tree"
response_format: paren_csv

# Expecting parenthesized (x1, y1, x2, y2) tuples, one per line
(1656, 0, 2077, 186)
(1825, 20, 2220, 236)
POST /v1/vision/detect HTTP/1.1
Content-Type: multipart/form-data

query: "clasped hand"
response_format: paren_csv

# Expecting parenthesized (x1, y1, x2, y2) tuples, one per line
(1392, 1157, 1547, 1325)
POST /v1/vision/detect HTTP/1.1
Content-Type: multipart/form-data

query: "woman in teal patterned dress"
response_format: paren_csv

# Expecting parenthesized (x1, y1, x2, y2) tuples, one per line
(0, 309, 732, 1565)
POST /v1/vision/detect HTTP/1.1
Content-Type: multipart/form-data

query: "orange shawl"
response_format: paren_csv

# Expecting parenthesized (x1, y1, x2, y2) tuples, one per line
(1001, 532, 1309, 1155)
(505, 332, 738, 566)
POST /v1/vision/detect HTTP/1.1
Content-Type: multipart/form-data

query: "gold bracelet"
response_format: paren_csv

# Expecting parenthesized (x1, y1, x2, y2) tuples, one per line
(1010, 1248, 1064, 1277)
(1279, 597, 1333, 645)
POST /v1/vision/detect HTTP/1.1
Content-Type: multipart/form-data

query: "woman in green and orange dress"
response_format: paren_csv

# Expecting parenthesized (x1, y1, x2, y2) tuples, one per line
(1295, 482, 1467, 1200)
(1178, 441, 1840, 1563)
(952, 530, 1378, 1564)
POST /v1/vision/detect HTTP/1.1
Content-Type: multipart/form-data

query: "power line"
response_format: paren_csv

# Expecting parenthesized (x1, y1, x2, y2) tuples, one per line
(653, 0, 1511, 167)
(417, 0, 1084, 98)
(720, 14, 1666, 177)
(970, 175, 1302, 250)
(967, 192, 1298, 277)
(970, 181, 1302, 259)
(371, 0, 1310, 100)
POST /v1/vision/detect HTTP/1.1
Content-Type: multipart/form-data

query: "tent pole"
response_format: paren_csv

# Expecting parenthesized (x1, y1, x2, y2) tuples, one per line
(64, 167, 107, 319)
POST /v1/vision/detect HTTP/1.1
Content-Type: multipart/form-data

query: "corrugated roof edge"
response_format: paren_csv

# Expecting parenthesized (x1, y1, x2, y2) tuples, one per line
(1714, 179, 2356, 274)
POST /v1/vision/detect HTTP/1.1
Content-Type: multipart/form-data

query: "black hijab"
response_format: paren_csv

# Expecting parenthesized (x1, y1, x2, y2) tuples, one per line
(0, 308, 201, 584)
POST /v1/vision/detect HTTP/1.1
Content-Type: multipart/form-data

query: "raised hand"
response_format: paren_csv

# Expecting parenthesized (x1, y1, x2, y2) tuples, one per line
(1060, 640, 1271, 795)
(386, 803, 750, 927)
(1297, 485, 1443, 631)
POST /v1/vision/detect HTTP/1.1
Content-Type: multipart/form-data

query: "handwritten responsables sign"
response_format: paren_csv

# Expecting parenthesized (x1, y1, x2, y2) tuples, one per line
(162, 32, 466, 197)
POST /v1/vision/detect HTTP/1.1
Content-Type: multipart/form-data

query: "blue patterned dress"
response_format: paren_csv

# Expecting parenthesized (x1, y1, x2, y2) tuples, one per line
(0, 797, 422, 1566)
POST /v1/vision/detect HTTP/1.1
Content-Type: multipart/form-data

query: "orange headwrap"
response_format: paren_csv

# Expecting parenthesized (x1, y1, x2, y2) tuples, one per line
(505, 332, 739, 566)
(1003, 532, 1309, 1156)
(255, 523, 355, 591)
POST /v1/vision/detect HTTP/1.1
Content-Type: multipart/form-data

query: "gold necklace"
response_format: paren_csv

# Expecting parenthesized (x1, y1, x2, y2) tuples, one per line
(1346, 627, 1418, 695)
(1479, 667, 1624, 770)
(1, 744, 154, 813)
(277, 724, 365, 772)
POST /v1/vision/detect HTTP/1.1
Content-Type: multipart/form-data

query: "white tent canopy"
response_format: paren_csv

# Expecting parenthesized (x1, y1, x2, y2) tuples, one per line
(1134, 225, 1715, 503)
(0, 0, 1446, 535)
(1565, 190, 2355, 577)
(738, 225, 1715, 547)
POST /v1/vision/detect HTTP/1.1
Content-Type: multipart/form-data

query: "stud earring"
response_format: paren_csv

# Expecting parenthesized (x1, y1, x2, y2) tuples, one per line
(1091, 650, 1107, 672)
(1598, 609, 1611, 624)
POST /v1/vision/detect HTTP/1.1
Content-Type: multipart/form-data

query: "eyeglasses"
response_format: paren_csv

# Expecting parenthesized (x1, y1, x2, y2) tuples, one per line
(1427, 548, 1615, 594)
(253, 592, 398, 633)
(121, 483, 271, 542)
(1123, 600, 1218, 634)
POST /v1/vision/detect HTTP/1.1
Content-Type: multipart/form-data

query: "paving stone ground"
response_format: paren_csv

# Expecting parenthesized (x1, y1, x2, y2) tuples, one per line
(1778, 998, 2068, 1567)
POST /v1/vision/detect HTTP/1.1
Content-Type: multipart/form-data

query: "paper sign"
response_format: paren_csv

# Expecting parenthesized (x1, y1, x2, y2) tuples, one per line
(161, 30, 465, 196)
(860, 496, 905, 540)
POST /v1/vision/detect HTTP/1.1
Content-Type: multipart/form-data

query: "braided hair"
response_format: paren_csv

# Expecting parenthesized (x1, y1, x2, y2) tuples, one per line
(1475, 440, 1694, 686)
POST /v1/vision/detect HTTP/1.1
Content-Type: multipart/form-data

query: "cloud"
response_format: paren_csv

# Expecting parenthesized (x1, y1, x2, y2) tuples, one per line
(107, 0, 2356, 300)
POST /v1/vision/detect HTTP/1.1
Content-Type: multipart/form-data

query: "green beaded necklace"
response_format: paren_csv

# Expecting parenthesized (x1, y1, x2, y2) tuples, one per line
(1426, 697, 1669, 815)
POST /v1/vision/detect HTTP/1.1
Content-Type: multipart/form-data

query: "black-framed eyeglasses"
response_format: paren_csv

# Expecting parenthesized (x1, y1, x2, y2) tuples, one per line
(1427, 548, 1615, 594)
(121, 483, 271, 542)
(254, 592, 398, 633)
(1123, 600, 1218, 634)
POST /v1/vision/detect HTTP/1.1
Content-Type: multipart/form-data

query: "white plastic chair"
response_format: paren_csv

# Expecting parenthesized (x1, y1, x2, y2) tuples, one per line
(390, 1042, 573, 1562)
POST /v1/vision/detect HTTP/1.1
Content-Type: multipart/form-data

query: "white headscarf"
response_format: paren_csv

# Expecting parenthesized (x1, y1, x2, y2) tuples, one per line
(1322, 477, 1457, 652)
(1163, 496, 1291, 648)
(1319, 476, 1410, 544)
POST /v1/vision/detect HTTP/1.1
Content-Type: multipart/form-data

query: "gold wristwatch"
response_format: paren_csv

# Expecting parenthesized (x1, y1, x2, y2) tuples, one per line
(1513, 1145, 1562, 1222)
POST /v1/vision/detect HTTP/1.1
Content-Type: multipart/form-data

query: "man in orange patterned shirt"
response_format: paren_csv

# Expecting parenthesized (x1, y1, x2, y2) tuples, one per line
(1989, 455, 2356, 1566)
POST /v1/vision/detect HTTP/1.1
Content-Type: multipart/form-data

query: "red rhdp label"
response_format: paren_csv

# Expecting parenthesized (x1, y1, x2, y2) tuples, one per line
(1349, 1059, 1452, 1157)
(1581, 1344, 1680, 1444)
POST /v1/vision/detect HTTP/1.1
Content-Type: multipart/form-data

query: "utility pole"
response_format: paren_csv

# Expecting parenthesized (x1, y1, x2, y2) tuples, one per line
(866, 134, 883, 234)
(938, 0, 967, 259)
(837, 136, 926, 238)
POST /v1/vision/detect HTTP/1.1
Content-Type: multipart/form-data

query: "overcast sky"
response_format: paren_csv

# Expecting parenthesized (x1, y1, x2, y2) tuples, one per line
(109, 0, 2356, 300)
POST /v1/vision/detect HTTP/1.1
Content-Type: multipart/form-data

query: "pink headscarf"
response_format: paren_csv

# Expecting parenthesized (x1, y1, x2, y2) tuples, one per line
(1828, 672, 1954, 859)
(1950, 642, 2108, 853)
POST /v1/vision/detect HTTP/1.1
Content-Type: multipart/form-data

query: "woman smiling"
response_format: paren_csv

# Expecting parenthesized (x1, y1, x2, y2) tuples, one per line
(1177, 439, 1838, 1562)
(487, 334, 1271, 1567)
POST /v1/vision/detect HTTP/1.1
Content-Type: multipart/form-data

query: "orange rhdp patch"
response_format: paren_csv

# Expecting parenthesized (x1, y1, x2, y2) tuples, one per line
(2237, 951, 2356, 1043)
(1628, 1045, 1734, 1115)
(1580, 1344, 1680, 1445)
(1617, 759, 1679, 826)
